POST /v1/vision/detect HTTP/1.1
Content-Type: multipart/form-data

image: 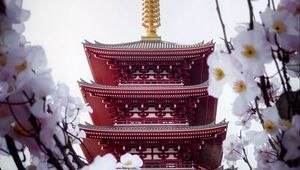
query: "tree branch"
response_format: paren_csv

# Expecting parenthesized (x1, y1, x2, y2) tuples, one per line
(5, 135, 26, 170)
(259, 76, 271, 107)
(0, 0, 5, 15)
(215, 0, 231, 54)
(247, 0, 254, 30)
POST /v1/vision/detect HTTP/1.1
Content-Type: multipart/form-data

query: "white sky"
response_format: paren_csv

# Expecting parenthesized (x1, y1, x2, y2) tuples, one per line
(1, 0, 282, 169)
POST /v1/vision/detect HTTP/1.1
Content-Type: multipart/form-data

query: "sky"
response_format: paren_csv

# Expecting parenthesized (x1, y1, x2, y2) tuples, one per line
(1, 0, 282, 169)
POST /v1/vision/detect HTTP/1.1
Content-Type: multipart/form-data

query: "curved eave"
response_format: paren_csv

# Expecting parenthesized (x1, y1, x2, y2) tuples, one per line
(83, 41, 214, 58)
(79, 80, 208, 98)
(80, 121, 227, 140)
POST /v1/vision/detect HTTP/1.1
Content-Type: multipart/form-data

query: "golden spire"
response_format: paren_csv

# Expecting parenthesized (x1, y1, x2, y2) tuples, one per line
(141, 0, 161, 41)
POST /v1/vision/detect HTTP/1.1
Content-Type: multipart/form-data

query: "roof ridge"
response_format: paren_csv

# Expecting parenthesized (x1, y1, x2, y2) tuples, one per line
(82, 40, 214, 50)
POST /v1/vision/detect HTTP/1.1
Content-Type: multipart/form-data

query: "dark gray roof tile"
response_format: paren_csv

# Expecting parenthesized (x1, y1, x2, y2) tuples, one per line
(83, 40, 214, 50)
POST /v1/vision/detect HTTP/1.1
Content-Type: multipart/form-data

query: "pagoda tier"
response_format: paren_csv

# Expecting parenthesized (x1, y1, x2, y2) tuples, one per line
(79, 80, 218, 126)
(80, 121, 227, 170)
(83, 40, 214, 85)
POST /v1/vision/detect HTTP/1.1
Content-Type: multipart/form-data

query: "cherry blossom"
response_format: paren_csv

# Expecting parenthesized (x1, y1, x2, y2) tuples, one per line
(80, 154, 117, 170)
(269, 160, 300, 170)
(260, 7, 299, 51)
(254, 144, 277, 170)
(235, 113, 254, 130)
(230, 73, 260, 118)
(232, 30, 272, 76)
(222, 135, 243, 163)
(261, 6, 298, 34)
(261, 106, 281, 133)
(118, 153, 143, 169)
(277, 0, 300, 16)
(286, 53, 300, 77)
(282, 115, 300, 161)
(244, 130, 269, 146)
(207, 50, 240, 98)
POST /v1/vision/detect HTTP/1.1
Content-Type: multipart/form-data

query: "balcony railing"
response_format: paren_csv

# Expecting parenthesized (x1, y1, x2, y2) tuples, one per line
(143, 162, 196, 169)
(114, 118, 189, 126)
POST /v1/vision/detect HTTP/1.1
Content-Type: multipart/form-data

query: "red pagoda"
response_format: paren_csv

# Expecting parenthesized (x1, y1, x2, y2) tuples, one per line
(79, 0, 227, 169)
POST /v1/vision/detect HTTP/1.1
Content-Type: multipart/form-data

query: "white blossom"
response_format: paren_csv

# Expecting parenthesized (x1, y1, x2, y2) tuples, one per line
(231, 73, 260, 117)
(235, 113, 253, 130)
(24, 46, 47, 71)
(0, 82, 10, 99)
(232, 30, 272, 76)
(282, 115, 300, 161)
(286, 53, 300, 77)
(277, 0, 300, 15)
(118, 153, 143, 169)
(223, 134, 243, 162)
(0, 0, 30, 26)
(254, 144, 277, 170)
(15, 69, 56, 98)
(269, 160, 299, 170)
(260, 7, 299, 51)
(67, 125, 86, 144)
(207, 50, 239, 98)
(80, 154, 117, 170)
(244, 130, 269, 146)
(261, 106, 283, 134)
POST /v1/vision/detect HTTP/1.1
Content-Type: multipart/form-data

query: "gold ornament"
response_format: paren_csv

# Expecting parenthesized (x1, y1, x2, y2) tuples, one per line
(141, 0, 161, 41)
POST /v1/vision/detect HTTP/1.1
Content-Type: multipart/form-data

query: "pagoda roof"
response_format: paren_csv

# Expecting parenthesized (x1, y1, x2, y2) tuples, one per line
(79, 79, 208, 98)
(83, 40, 214, 51)
(83, 40, 215, 58)
(80, 120, 227, 140)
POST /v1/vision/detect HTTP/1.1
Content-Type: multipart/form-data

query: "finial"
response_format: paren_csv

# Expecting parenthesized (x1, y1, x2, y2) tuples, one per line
(141, 0, 161, 41)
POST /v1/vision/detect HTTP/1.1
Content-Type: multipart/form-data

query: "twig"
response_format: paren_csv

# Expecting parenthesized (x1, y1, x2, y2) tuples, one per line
(271, 0, 276, 10)
(254, 97, 264, 125)
(272, 50, 288, 93)
(242, 146, 252, 170)
(67, 140, 87, 168)
(0, 148, 10, 155)
(70, 109, 80, 124)
(28, 115, 64, 170)
(215, 0, 231, 54)
(0, 0, 5, 15)
(259, 76, 271, 107)
(247, 0, 254, 30)
(5, 135, 26, 170)
(58, 124, 93, 161)
(0, 94, 34, 105)
(6, 97, 34, 136)
(53, 135, 76, 170)
(281, 53, 292, 92)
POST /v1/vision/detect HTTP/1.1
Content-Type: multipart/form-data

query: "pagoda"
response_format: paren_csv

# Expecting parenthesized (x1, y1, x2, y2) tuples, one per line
(79, 0, 227, 169)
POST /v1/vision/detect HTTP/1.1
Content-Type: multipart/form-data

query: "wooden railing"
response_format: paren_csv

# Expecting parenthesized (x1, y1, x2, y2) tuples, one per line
(114, 118, 189, 126)
(143, 162, 196, 169)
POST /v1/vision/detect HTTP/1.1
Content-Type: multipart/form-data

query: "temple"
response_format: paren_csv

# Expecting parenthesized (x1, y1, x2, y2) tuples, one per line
(79, 0, 227, 169)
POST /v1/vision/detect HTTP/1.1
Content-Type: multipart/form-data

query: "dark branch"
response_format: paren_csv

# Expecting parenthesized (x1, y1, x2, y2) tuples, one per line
(259, 76, 271, 107)
(5, 135, 26, 170)
(242, 146, 252, 170)
(247, 0, 254, 30)
(0, 0, 5, 16)
(215, 0, 231, 54)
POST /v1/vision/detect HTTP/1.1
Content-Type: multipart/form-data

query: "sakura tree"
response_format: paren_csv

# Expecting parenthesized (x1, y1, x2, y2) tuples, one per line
(0, 0, 143, 169)
(0, 0, 93, 169)
(210, 0, 299, 169)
